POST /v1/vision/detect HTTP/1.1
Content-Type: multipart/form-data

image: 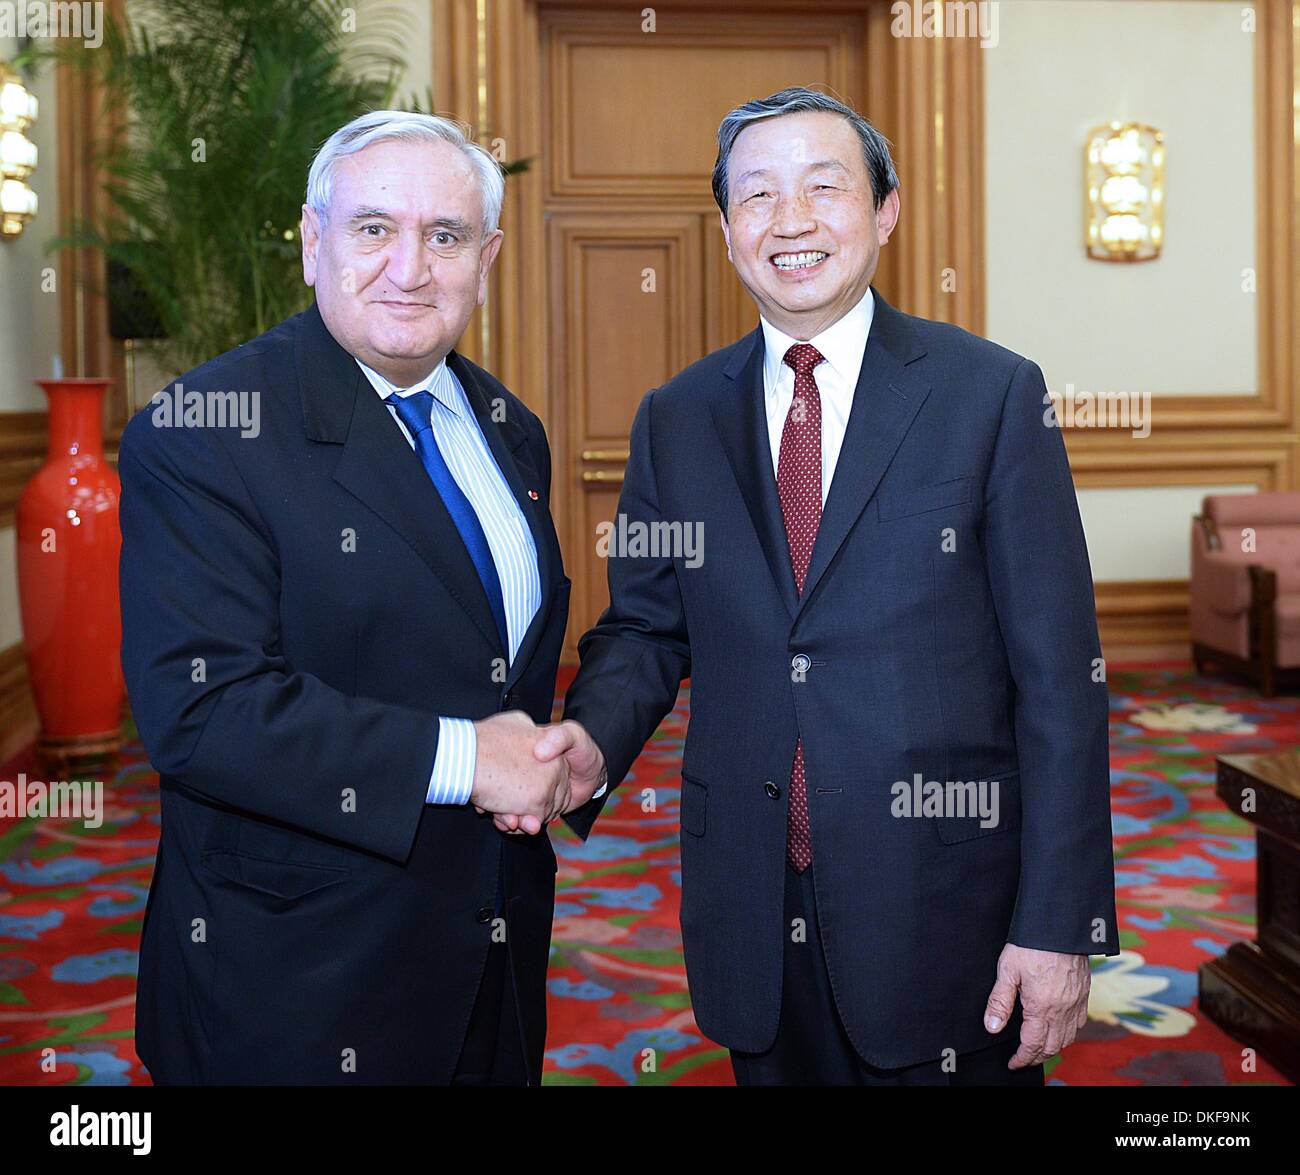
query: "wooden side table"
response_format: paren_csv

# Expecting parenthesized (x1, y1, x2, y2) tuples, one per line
(1199, 750, 1300, 1082)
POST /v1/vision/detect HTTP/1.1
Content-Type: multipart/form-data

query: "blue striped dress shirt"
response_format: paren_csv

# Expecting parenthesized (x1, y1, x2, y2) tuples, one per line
(356, 358, 541, 806)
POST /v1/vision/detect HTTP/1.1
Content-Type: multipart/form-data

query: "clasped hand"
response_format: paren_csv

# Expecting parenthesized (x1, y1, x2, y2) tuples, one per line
(469, 712, 607, 836)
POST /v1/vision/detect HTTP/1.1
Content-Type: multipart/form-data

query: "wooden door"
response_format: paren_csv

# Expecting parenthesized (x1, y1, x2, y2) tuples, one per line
(537, 5, 870, 652)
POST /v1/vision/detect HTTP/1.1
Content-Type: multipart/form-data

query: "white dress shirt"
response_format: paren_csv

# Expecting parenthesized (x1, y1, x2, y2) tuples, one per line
(759, 286, 875, 504)
(356, 357, 542, 807)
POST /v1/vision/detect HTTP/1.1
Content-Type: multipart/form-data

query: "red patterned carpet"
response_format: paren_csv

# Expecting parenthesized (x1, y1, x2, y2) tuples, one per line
(0, 663, 1292, 1085)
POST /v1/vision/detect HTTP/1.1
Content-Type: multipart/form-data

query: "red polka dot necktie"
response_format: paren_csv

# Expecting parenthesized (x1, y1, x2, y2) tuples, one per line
(777, 342, 825, 873)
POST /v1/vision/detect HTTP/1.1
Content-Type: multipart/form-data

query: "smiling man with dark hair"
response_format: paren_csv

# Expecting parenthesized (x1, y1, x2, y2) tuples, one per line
(521, 86, 1120, 1085)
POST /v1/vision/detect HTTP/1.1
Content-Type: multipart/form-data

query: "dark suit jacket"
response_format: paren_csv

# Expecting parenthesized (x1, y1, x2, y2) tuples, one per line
(563, 288, 1119, 1067)
(120, 301, 572, 1084)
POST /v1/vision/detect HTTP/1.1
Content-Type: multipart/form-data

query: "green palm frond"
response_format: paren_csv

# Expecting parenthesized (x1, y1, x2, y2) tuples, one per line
(33, 0, 408, 369)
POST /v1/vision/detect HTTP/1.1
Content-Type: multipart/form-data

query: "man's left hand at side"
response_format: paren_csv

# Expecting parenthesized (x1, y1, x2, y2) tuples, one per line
(983, 943, 1092, 1069)
(489, 720, 608, 836)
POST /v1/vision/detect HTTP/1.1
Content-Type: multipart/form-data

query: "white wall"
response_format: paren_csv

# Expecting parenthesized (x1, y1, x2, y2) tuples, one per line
(0, 34, 60, 650)
(984, 0, 1260, 587)
(985, 0, 1256, 397)
(391, 0, 434, 105)
(0, 35, 61, 410)
(1077, 483, 1255, 582)
(0, 527, 21, 649)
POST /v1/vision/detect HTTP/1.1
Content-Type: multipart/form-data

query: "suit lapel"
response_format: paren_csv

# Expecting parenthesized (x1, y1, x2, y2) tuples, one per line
(796, 290, 931, 614)
(707, 290, 933, 620)
(296, 302, 505, 656)
(447, 350, 558, 690)
(710, 327, 800, 618)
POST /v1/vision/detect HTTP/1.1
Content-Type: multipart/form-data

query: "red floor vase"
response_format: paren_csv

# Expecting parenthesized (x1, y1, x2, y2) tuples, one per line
(16, 378, 124, 771)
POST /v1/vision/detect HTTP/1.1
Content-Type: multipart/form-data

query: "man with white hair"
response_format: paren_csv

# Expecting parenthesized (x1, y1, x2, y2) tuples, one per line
(119, 111, 604, 1084)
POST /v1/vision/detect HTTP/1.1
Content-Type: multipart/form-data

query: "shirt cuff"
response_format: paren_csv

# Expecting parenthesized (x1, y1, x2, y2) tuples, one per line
(426, 717, 477, 805)
(592, 781, 609, 800)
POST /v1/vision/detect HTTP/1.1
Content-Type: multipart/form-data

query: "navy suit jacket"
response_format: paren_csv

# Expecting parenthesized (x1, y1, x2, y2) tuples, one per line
(563, 288, 1119, 1066)
(120, 301, 572, 1084)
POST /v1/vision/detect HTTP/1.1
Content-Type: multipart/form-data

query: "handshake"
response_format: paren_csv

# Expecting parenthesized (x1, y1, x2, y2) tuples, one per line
(468, 711, 608, 836)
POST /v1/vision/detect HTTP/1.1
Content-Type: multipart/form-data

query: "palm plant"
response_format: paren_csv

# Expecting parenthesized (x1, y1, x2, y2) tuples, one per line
(31, 0, 409, 371)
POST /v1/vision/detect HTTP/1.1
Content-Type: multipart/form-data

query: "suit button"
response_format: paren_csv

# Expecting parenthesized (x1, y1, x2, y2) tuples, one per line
(475, 906, 494, 924)
(791, 654, 811, 674)
(765, 781, 781, 799)
(502, 691, 515, 709)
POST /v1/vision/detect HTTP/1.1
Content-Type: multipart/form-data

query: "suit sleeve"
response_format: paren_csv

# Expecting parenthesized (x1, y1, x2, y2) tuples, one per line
(118, 412, 439, 863)
(563, 389, 691, 828)
(983, 358, 1118, 956)
(517, 400, 606, 837)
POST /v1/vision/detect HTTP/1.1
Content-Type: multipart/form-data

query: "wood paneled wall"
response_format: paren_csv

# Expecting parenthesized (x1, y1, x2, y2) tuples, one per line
(434, 0, 1295, 657)
(2, 0, 1294, 752)
(1061, 0, 1298, 650)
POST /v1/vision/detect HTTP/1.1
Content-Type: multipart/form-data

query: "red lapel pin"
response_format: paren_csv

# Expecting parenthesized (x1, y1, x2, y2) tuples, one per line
(527, 489, 539, 500)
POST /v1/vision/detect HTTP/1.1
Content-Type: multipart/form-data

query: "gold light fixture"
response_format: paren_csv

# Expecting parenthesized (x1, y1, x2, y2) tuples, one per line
(1085, 121, 1164, 262)
(0, 61, 38, 238)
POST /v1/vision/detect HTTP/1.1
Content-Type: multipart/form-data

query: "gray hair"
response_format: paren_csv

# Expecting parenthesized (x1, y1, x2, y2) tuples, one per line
(305, 110, 505, 235)
(712, 87, 899, 218)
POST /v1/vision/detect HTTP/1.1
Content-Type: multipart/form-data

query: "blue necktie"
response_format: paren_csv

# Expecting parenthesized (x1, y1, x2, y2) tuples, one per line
(387, 390, 509, 650)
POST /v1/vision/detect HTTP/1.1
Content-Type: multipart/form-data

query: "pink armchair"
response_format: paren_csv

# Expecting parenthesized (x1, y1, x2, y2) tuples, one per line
(1191, 492, 1300, 695)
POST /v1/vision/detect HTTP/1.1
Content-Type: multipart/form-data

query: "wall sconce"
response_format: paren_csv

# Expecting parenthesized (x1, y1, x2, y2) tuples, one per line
(0, 61, 38, 239)
(1085, 121, 1164, 262)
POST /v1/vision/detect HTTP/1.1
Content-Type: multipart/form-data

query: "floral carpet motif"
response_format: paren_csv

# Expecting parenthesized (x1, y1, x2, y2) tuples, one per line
(0, 664, 1291, 1085)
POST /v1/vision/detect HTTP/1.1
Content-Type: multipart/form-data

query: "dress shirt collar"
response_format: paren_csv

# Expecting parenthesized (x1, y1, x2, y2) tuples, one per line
(760, 285, 875, 391)
(355, 356, 463, 419)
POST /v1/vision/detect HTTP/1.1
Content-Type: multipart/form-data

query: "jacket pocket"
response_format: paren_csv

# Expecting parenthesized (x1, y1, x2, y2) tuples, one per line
(679, 775, 707, 838)
(878, 475, 973, 521)
(200, 849, 350, 900)
(933, 769, 1020, 844)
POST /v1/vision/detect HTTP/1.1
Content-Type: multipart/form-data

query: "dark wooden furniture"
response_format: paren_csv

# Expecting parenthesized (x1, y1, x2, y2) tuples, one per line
(1199, 750, 1300, 1082)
